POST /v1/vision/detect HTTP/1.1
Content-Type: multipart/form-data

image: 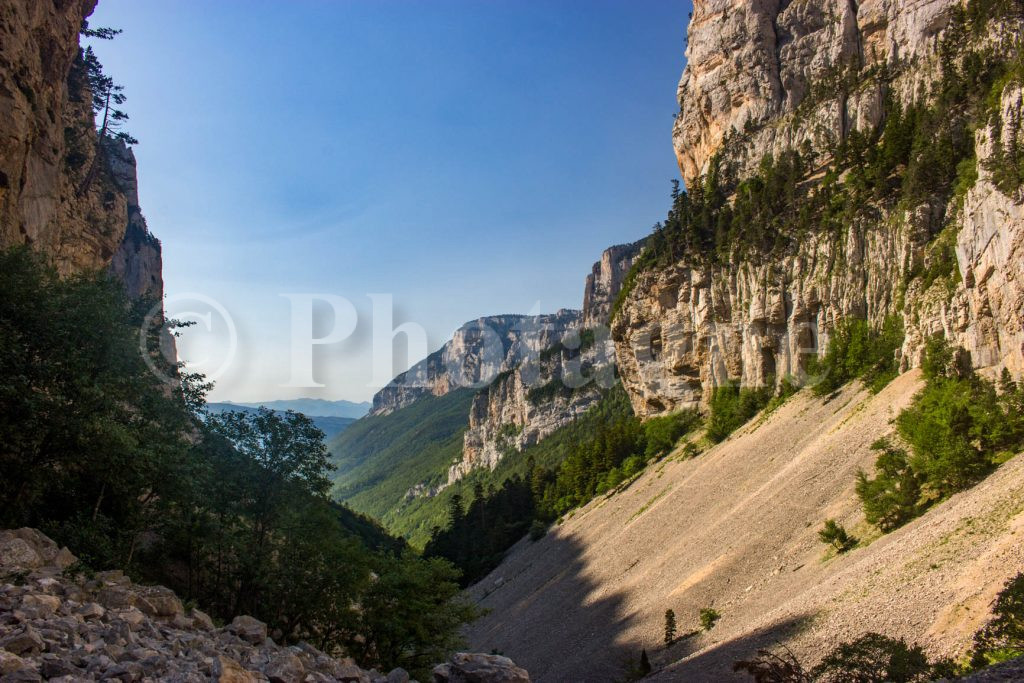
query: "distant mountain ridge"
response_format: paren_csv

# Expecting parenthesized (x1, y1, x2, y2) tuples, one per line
(206, 402, 359, 442)
(218, 398, 370, 419)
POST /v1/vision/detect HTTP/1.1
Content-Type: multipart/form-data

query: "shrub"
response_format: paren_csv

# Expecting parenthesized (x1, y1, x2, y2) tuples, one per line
(707, 383, 774, 443)
(808, 317, 903, 397)
(856, 440, 924, 533)
(528, 519, 547, 542)
(818, 519, 857, 553)
(733, 647, 812, 682)
(664, 609, 677, 645)
(644, 410, 702, 459)
(971, 572, 1024, 669)
(859, 337, 1024, 532)
(810, 632, 954, 682)
(699, 607, 721, 632)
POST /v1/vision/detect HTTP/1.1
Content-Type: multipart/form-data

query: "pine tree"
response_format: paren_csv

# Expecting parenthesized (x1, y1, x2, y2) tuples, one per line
(639, 649, 652, 675)
(664, 609, 677, 645)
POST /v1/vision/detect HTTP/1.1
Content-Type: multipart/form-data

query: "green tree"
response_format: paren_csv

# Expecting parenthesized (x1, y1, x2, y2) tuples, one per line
(818, 519, 857, 553)
(345, 555, 480, 680)
(699, 608, 721, 631)
(811, 633, 952, 683)
(639, 649, 652, 675)
(971, 572, 1024, 669)
(0, 247, 199, 567)
(664, 609, 677, 645)
(855, 440, 924, 532)
(75, 28, 137, 195)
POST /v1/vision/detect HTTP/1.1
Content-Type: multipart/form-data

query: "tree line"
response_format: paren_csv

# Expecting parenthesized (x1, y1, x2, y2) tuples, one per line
(0, 248, 476, 680)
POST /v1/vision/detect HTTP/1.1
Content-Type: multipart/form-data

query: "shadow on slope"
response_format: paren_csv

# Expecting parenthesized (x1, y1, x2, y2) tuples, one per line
(653, 615, 816, 682)
(466, 533, 642, 682)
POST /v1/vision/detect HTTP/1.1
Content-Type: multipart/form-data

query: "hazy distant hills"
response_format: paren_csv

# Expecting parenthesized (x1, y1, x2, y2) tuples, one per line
(226, 398, 371, 419)
(206, 400, 366, 441)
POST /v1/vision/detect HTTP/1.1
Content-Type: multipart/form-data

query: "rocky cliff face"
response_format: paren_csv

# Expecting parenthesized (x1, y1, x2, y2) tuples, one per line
(581, 241, 643, 327)
(615, 0, 1024, 417)
(0, 0, 164, 299)
(450, 243, 640, 483)
(370, 312, 581, 417)
(672, 0, 953, 188)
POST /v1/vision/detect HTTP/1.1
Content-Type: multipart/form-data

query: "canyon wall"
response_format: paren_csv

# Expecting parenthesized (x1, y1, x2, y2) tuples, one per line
(0, 0, 164, 298)
(615, 0, 1024, 417)
(453, 242, 640, 482)
(370, 311, 582, 417)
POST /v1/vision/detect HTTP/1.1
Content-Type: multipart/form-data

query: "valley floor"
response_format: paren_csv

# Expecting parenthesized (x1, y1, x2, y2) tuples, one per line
(463, 371, 1024, 681)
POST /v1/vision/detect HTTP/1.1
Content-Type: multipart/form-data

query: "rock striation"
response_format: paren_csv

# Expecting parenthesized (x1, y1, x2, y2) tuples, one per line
(0, 528, 529, 683)
(449, 242, 640, 484)
(672, 0, 955, 189)
(581, 242, 644, 327)
(369, 313, 580, 417)
(0, 0, 165, 298)
(614, 0, 1024, 417)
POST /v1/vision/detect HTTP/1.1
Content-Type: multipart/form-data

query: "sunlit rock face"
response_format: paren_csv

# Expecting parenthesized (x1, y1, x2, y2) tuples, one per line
(615, 0, 1024, 418)
(450, 242, 641, 483)
(672, 0, 955, 188)
(369, 311, 583, 417)
(0, 0, 165, 298)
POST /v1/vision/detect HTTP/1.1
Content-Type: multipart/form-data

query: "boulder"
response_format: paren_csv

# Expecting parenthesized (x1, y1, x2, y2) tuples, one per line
(76, 602, 105, 620)
(19, 595, 59, 617)
(133, 585, 183, 618)
(432, 653, 529, 683)
(386, 667, 411, 683)
(216, 655, 261, 683)
(0, 651, 32, 675)
(228, 615, 267, 645)
(264, 652, 304, 682)
(190, 608, 215, 630)
(0, 539, 41, 571)
(0, 627, 45, 656)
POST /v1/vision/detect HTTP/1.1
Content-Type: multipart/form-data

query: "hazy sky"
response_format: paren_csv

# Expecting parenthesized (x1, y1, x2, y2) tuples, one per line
(88, 0, 691, 402)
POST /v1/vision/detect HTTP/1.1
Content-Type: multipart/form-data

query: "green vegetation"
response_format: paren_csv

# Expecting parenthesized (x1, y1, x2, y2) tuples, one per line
(818, 519, 857, 554)
(328, 389, 476, 543)
(706, 383, 775, 443)
(808, 317, 904, 396)
(0, 248, 478, 680)
(699, 607, 721, 632)
(526, 378, 574, 405)
(811, 633, 954, 683)
(613, 0, 1024, 322)
(72, 22, 137, 196)
(856, 440, 924, 532)
(971, 572, 1024, 669)
(423, 480, 534, 586)
(539, 327, 599, 361)
(423, 386, 702, 585)
(733, 646, 810, 682)
(664, 609, 677, 645)
(531, 392, 700, 515)
(736, 573, 1024, 679)
(734, 633, 954, 682)
(857, 336, 1024, 532)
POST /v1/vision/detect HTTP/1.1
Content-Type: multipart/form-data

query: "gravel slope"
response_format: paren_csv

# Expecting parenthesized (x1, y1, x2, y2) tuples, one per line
(463, 371, 1024, 681)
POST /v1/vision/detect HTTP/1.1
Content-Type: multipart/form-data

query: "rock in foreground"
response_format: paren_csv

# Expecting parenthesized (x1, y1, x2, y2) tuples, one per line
(0, 528, 528, 682)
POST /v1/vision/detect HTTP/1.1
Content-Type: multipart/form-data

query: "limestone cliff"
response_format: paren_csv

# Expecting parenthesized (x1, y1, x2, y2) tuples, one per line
(615, 0, 1024, 417)
(0, 0, 164, 299)
(452, 242, 640, 483)
(581, 241, 644, 327)
(369, 312, 581, 417)
(672, 0, 953, 188)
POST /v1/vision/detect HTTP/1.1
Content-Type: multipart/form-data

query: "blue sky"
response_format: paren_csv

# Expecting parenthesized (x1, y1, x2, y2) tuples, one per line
(88, 0, 691, 402)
